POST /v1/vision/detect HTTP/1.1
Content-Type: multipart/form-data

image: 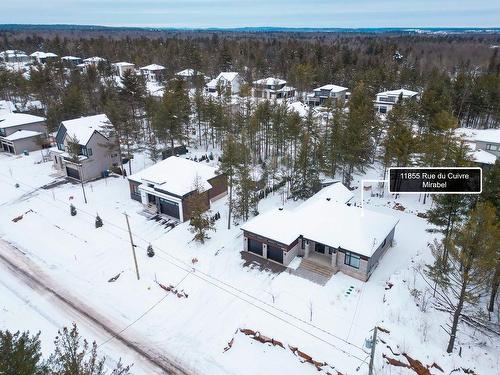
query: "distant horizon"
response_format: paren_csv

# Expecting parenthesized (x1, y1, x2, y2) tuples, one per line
(1, 1, 499, 29)
(1, 24, 499, 32)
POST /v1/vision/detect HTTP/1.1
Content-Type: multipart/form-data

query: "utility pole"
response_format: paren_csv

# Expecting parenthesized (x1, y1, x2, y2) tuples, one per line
(79, 164, 87, 204)
(368, 326, 378, 375)
(124, 212, 140, 280)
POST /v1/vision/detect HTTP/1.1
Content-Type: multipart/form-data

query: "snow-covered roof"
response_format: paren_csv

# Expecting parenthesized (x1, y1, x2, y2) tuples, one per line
(456, 128, 500, 144)
(0, 100, 15, 115)
(61, 114, 112, 145)
(176, 68, 202, 77)
(30, 51, 58, 58)
(253, 77, 287, 86)
(112, 61, 135, 67)
(377, 89, 419, 97)
(83, 57, 106, 64)
(128, 156, 219, 197)
(0, 50, 28, 57)
(61, 56, 82, 61)
(4, 130, 42, 141)
(0, 113, 46, 129)
(303, 182, 354, 205)
(140, 64, 166, 71)
(470, 149, 496, 165)
(241, 183, 398, 257)
(288, 102, 310, 117)
(207, 72, 240, 88)
(313, 84, 348, 93)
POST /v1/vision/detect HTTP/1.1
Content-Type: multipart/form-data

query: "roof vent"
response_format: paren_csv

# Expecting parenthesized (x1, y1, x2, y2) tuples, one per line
(278, 207, 283, 211)
(326, 197, 331, 201)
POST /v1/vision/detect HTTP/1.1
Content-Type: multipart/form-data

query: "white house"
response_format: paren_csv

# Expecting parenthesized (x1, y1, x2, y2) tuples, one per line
(306, 84, 348, 107)
(112, 62, 135, 78)
(252, 77, 296, 100)
(241, 182, 398, 281)
(61, 56, 83, 67)
(140, 64, 166, 82)
(206, 72, 242, 95)
(30, 51, 58, 64)
(78, 57, 107, 72)
(0, 50, 30, 64)
(374, 89, 419, 114)
(52, 114, 120, 182)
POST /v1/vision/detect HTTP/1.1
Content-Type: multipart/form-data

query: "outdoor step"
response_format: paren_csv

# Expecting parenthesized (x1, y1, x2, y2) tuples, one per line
(298, 258, 335, 278)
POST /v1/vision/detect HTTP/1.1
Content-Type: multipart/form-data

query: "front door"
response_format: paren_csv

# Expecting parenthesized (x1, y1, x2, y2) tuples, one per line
(315, 242, 325, 254)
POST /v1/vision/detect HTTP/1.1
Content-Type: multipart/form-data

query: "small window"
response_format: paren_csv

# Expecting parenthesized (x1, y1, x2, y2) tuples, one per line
(87, 148, 93, 156)
(57, 143, 65, 151)
(382, 238, 387, 248)
(344, 251, 360, 269)
(379, 106, 387, 114)
(486, 144, 498, 151)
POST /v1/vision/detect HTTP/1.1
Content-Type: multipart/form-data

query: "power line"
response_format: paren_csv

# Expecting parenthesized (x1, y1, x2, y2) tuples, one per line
(0, 173, 370, 362)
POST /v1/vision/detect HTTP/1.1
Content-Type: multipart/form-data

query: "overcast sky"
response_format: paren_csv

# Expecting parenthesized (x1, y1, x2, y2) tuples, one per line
(0, 0, 499, 28)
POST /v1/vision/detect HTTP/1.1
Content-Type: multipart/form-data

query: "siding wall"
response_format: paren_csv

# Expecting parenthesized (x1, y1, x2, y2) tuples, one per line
(208, 174, 228, 201)
(11, 136, 41, 154)
(182, 190, 210, 222)
(2, 121, 46, 137)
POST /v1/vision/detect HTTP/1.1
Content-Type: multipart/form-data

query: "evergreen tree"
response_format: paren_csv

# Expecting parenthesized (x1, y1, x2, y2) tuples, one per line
(426, 203, 499, 353)
(49, 323, 130, 375)
(219, 135, 243, 229)
(290, 131, 321, 199)
(188, 177, 216, 243)
(95, 214, 103, 228)
(147, 243, 155, 257)
(341, 81, 376, 188)
(0, 330, 47, 375)
(233, 156, 259, 222)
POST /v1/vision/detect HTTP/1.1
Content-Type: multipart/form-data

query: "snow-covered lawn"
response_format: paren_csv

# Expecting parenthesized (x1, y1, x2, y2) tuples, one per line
(0, 151, 499, 374)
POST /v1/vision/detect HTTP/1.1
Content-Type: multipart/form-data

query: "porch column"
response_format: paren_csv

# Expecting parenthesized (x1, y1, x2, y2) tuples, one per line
(262, 243, 268, 258)
(304, 240, 310, 257)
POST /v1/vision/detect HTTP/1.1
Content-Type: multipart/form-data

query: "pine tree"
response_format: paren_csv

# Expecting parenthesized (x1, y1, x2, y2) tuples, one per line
(95, 214, 103, 228)
(233, 158, 259, 222)
(147, 244, 155, 257)
(219, 135, 243, 229)
(290, 131, 321, 199)
(188, 177, 216, 243)
(0, 330, 47, 375)
(341, 81, 376, 188)
(49, 323, 130, 374)
(426, 203, 499, 353)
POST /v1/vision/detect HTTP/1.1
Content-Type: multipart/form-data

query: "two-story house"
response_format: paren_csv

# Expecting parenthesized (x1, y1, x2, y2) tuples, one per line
(112, 62, 135, 78)
(206, 72, 242, 95)
(252, 77, 296, 100)
(30, 51, 58, 64)
(0, 113, 47, 154)
(374, 89, 419, 114)
(52, 114, 120, 182)
(306, 84, 348, 107)
(140, 64, 166, 82)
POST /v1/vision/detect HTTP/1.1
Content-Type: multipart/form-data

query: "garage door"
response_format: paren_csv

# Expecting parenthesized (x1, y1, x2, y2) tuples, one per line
(267, 245, 283, 264)
(247, 239, 263, 256)
(159, 198, 180, 219)
(66, 166, 80, 180)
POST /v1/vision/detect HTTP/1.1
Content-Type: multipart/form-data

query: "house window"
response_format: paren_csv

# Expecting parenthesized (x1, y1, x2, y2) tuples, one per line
(57, 143, 65, 151)
(486, 144, 498, 151)
(131, 184, 140, 197)
(81, 147, 87, 156)
(379, 106, 387, 114)
(0, 128, 5, 137)
(382, 238, 387, 248)
(344, 251, 360, 269)
(87, 148, 93, 156)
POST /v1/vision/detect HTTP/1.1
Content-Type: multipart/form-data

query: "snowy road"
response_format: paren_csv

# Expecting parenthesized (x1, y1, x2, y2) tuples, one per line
(0, 239, 192, 375)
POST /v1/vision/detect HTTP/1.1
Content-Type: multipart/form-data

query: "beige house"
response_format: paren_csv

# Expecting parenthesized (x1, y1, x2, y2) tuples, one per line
(52, 114, 120, 182)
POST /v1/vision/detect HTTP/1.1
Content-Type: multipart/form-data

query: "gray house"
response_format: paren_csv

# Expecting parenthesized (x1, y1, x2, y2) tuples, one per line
(241, 183, 399, 282)
(456, 128, 500, 160)
(51, 114, 120, 182)
(306, 84, 348, 107)
(0, 113, 47, 154)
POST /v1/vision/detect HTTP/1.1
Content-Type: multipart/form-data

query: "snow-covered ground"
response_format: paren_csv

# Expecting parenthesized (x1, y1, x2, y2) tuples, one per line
(0, 150, 499, 375)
